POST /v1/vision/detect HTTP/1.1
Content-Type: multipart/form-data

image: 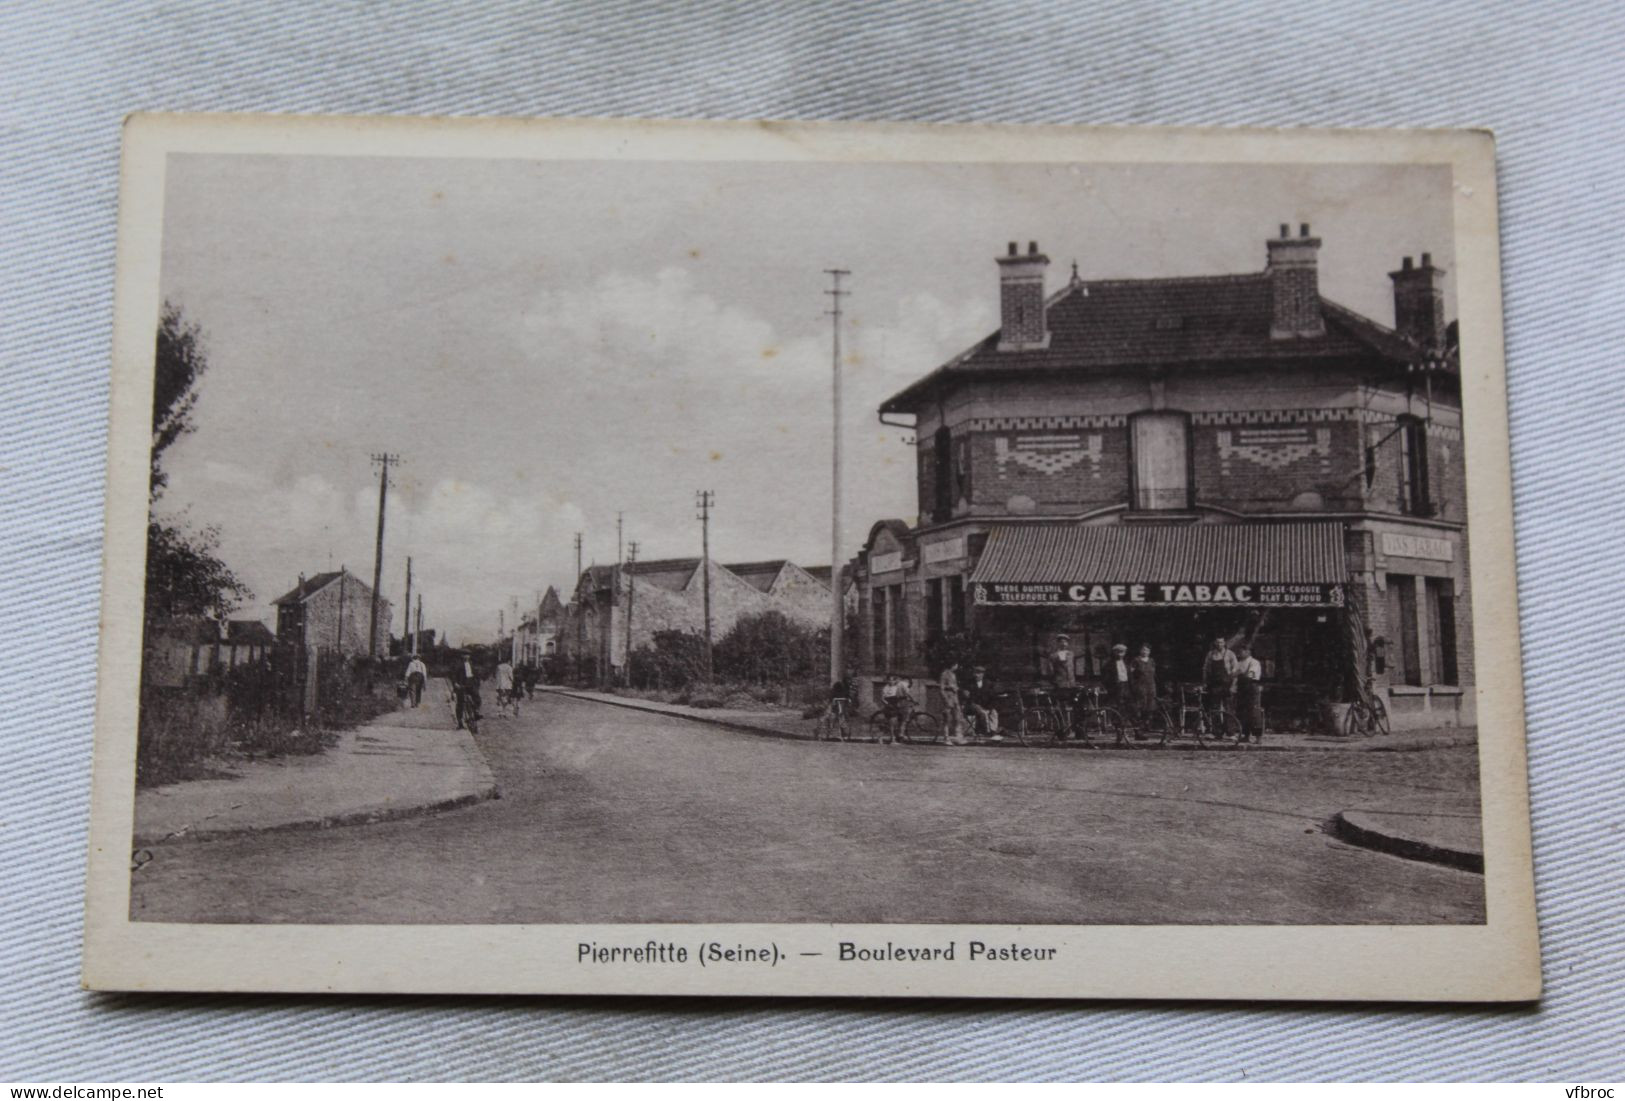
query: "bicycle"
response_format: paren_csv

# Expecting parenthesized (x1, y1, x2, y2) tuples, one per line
(451, 683, 481, 735)
(1123, 697, 1177, 747)
(1174, 684, 1241, 747)
(1070, 686, 1128, 747)
(1012, 685, 1068, 746)
(1342, 675, 1391, 738)
(816, 696, 852, 742)
(870, 706, 942, 744)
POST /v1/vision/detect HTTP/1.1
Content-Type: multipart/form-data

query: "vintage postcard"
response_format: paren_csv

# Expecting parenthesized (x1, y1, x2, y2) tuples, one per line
(83, 114, 1539, 999)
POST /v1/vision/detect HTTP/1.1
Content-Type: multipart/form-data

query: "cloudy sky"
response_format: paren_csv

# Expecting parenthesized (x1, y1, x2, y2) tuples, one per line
(155, 154, 1454, 643)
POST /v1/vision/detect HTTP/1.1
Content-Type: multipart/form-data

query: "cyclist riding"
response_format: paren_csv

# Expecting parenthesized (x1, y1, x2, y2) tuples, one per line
(449, 650, 483, 732)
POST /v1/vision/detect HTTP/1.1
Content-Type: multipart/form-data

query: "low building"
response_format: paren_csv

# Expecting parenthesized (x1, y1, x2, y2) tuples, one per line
(856, 228, 1469, 730)
(271, 568, 393, 659)
(558, 557, 852, 685)
(513, 587, 566, 666)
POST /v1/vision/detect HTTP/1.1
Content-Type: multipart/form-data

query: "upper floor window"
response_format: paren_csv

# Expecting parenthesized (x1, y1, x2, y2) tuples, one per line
(1398, 415, 1432, 516)
(1131, 412, 1191, 510)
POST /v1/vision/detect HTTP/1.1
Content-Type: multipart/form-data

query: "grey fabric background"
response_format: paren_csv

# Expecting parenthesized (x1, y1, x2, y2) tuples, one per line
(2, 0, 1620, 1082)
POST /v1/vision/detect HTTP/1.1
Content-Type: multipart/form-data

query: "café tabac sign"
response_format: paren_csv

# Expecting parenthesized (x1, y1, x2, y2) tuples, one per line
(973, 581, 1344, 608)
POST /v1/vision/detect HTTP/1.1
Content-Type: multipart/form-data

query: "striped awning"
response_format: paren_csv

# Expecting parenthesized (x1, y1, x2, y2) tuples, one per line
(969, 523, 1347, 608)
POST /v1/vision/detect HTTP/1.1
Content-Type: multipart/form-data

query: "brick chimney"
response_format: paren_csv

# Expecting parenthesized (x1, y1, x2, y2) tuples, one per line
(1389, 252, 1447, 348)
(1266, 222, 1324, 339)
(997, 240, 1051, 352)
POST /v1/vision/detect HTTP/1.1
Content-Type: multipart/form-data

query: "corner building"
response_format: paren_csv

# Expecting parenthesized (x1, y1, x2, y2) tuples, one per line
(858, 228, 1471, 730)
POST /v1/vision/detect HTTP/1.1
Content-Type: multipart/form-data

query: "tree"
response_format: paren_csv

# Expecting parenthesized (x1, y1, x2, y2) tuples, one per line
(144, 304, 250, 633)
(151, 302, 209, 502)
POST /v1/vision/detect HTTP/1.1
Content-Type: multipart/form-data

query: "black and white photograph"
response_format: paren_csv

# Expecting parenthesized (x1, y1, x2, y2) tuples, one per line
(83, 115, 1537, 999)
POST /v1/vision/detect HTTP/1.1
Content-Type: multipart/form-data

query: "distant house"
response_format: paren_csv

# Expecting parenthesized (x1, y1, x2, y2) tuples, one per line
(513, 586, 566, 666)
(224, 619, 276, 667)
(271, 568, 392, 659)
(142, 616, 276, 688)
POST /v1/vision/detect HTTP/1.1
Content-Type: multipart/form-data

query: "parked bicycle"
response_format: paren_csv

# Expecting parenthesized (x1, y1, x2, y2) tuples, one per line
(1069, 686, 1128, 747)
(870, 707, 942, 744)
(1343, 675, 1391, 738)
(1174, 683, 1242, 747)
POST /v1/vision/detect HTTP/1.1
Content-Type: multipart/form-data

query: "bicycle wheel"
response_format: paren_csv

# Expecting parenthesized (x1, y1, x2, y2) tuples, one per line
(1210, 709, 1242, 744)
(1139, 705, 1175, 747)
(1370, 694, 1391, 736)
(905, 711, 941, 744)
(1343, 701, 1372, 738)
(1017, 707, 1052, 747)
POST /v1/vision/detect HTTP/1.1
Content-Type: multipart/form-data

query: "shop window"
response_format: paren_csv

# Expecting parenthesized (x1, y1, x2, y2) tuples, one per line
(948, 575, 967, 632)
(1398, 416, 1432, 516)
(933, 426, 954, 519)
(1426, 578, 1458, 686)
(1131, 412, 1191, 510)
(889, 584, 909, 668)
(1387, 574, 1422, 686)
(926, 578, 944, 635)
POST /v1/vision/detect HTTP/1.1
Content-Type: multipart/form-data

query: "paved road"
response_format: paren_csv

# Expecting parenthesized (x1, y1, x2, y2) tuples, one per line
(131, 693, 1485, 925)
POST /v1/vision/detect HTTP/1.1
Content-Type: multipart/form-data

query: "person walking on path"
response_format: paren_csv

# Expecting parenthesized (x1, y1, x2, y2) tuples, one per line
(1234, 643, 1264, 743)
(404, 654, 427, 708)
(939, 660, 967, 745)
(496, 658, 518, 716)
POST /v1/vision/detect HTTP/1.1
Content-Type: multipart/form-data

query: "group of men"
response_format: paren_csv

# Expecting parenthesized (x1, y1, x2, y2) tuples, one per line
(869, 629, 1265, 745)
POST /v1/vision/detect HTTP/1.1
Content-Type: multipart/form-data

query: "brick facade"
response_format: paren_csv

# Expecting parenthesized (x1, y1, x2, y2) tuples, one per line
(274, 569, 392, 659)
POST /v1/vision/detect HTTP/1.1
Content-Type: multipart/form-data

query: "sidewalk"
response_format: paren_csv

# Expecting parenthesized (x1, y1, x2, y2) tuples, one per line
(1332, 800, 1484, 873)
(134, 685, 498, 846)
(541, 687, 1476, 753)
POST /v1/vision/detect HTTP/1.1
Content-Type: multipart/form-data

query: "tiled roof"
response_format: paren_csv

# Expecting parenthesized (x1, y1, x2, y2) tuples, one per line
(627, 557, 701, 592)
(881, 274, 1422, 413)
(725, 560, 789, 592)
(271, 570, 343, 606)
(225, 619, 276, 645)
(969, 522, 1347, 586)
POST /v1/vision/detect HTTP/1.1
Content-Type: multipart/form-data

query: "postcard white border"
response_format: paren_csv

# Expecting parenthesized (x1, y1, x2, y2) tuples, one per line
(83, 114, 1538, 1000)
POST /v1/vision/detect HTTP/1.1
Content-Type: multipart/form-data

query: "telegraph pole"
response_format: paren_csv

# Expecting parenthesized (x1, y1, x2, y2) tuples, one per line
(415, 593, 422, 656)
(696, 490, 715, 684)
(368, 452, 400, 660)
(825, 268, 850, 685)
(574, 532, 583, 583)
(625, 540, 639, 683)
(402, 556, 412, 660)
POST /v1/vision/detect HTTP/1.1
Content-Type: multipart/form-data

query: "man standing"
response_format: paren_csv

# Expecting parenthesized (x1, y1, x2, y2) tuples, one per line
(1128, 644, 1158, 722)
(939, 659, 966, 745)
(965, 665, 1003, 742)
(1234, 643, 1264, 743)
(1102, 643, 1131, 710)
(404, 653, 427, 708)
(495, 657, 518, 716)
(1049, 634, 1077, 690)
(1203, 634, 1238, 723)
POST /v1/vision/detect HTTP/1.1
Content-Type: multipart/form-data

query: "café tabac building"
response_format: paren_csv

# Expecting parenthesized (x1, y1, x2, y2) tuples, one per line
(855, 226, 1472, 730)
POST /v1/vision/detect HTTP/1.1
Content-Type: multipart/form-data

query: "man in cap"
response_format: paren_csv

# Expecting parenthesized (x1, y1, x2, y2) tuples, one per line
(1049, 634, 1077, 691)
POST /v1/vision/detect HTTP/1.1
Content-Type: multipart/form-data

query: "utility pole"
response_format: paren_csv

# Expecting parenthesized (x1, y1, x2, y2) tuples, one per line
(696, 490, 715, 684)
(625, 540, 639, 684)
(825, 268, 850, 685)
(402, 556, 412, 660)
(574, 532, 583, 583)
(415, 593, 422, 656)
(335, 566, 347, 653)
(368, 452, 400, 660)
(511, 596, 520, 664)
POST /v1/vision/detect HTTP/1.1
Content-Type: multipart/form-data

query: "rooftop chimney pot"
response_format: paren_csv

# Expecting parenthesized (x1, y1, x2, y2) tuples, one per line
(995, 239, 1051, 352)
(1279, 223, 1290, 238)
(1300, 223, 1311, 238)
(1266, 223, 1325, 339)
(1421, 251, 1432, 267)
(1390, 249, 1448, 348)
(1402, 256, 1413, 270)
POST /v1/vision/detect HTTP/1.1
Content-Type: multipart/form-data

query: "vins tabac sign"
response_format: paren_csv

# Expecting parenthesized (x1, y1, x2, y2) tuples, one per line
(972, 581, 1344, 608)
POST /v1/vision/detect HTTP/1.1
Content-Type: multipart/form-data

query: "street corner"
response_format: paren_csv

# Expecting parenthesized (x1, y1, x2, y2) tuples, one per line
(1332, 800, 1484, 874)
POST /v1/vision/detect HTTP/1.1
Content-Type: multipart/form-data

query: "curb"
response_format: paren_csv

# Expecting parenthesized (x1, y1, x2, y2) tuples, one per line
(542, 688, 811, 742)
(544, 689, 1474, 755)
(1330, 809, 1484, 874)
(133, 782, 500, 848)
